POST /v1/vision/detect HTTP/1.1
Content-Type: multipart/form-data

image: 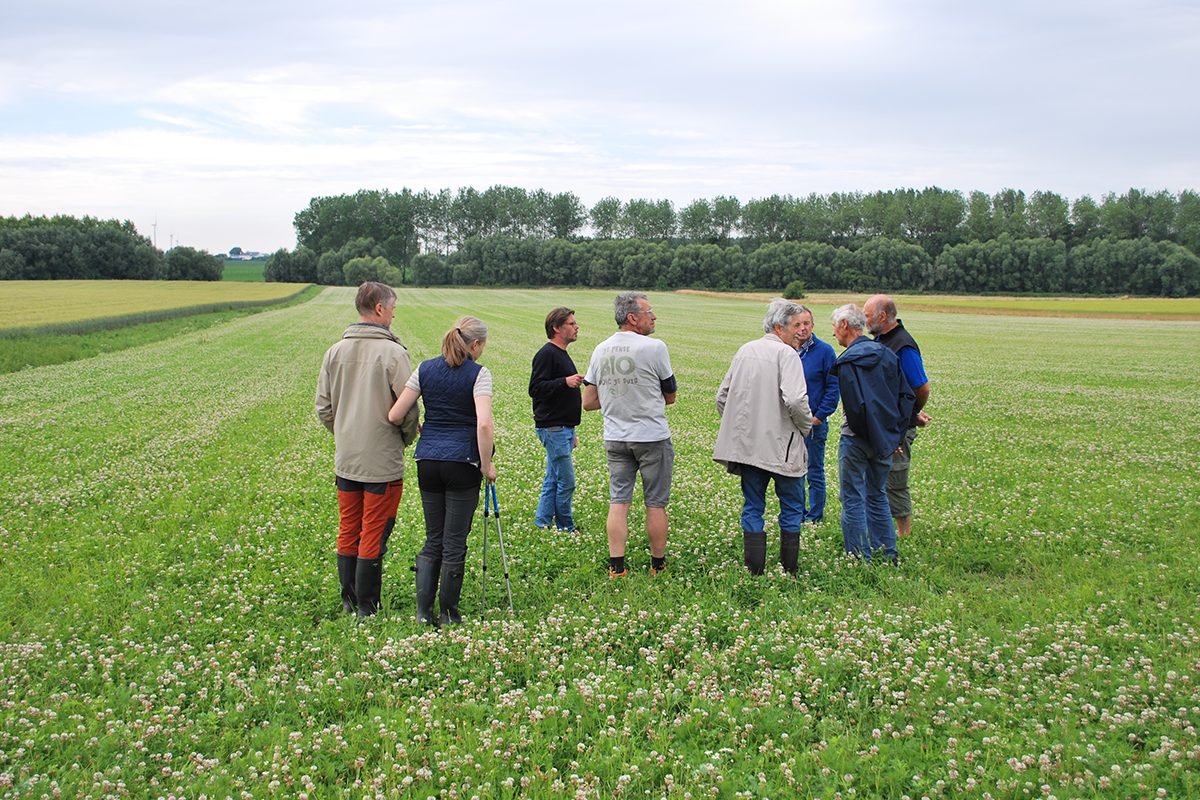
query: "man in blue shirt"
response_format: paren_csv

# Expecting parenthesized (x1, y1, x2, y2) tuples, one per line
(795, 305, 839, 524)
(865, 295, 932, 539)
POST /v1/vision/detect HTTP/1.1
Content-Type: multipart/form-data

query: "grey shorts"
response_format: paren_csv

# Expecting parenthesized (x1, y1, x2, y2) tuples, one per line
(886, 427, 919, 517)
(604, 438, 674, 507)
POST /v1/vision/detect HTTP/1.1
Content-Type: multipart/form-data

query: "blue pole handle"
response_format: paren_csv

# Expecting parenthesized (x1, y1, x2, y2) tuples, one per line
(487, 483, 500, 516)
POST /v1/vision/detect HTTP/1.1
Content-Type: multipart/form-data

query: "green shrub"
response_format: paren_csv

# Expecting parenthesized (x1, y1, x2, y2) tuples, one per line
(343, 256, 401, 287)
(783, 278, 806, 299)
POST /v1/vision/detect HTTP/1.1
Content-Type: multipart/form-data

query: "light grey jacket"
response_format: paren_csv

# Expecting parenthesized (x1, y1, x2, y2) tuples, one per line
(316, 323, 419, 483)
(713, 333, 814, 477)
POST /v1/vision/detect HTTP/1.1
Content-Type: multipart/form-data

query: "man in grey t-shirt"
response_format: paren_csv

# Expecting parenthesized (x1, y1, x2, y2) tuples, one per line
(583, 292, 677, 578)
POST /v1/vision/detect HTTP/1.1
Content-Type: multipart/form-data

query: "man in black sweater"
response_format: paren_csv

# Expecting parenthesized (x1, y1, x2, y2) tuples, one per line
(528, 307, 585, 531)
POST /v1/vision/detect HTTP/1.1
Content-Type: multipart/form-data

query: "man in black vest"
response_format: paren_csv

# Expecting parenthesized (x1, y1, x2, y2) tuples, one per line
(529, 307, 585, 532)
(864, 295, 932, 539)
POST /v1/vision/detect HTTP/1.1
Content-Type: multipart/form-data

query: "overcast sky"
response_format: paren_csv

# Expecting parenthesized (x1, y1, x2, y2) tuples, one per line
(2, 0, 1198, 254)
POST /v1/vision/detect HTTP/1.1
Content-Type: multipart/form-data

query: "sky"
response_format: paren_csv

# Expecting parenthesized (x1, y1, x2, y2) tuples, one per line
(2, 0, 1198, 254)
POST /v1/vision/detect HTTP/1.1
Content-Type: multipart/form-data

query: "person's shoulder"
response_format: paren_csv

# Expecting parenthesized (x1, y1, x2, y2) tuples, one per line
(645, 335, 670, 352)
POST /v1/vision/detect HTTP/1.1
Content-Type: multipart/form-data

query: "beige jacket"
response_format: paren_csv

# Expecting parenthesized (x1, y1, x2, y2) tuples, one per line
(315, 323, 419, 482)
(713, 333, 813, 477)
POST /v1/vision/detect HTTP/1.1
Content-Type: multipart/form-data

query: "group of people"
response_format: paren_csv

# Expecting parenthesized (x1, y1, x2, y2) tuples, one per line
(316, 283, 930, 623)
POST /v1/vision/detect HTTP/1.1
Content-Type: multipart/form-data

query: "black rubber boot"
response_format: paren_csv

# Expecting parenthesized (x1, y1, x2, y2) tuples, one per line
(355, 557, 382, 617)
(414, 555, 441, 627)
(337, 554, 358, 613)
(780, 530, 801, 575)
(743, 531, 767, 576)
(438, 562, 465, 626)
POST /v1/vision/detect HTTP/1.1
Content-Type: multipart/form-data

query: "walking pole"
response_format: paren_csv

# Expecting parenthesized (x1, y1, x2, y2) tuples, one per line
(480, 482, 491, 618)
(488, 482, 515, 614)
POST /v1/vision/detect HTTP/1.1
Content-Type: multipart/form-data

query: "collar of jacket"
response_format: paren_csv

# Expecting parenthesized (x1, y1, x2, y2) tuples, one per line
(342, 322, 399, 343)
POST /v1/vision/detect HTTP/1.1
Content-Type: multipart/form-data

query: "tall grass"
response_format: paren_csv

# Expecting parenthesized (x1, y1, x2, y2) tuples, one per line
(0, 279, 307, 331)
(0, 285, 320, 373)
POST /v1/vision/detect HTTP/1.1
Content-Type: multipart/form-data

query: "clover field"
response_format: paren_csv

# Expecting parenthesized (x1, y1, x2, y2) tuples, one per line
(1, 287, 1198, 799)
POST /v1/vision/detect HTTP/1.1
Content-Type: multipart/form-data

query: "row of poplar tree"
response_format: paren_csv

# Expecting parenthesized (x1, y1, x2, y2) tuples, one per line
(264, 186, 1200, 295)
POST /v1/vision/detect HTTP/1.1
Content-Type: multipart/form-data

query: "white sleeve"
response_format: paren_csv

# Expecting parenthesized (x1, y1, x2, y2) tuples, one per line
(473, 366, 493, 397)
(584, 350, 599, 384)
(655, 341, 674, 380)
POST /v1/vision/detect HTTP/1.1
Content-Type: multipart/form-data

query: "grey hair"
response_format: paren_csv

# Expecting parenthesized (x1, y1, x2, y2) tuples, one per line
(869, 295, 898, 322)
(762, 298, 805, 334)
(614, 291, 648, 328)
(831, 303, 866, 331)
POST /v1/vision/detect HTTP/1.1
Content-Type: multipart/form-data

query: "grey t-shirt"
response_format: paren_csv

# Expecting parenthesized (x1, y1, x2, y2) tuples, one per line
(585, 330, 674, 442)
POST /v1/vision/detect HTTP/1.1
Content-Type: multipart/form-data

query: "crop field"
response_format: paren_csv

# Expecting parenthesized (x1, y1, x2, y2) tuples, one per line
(681, 291, 1200, 320)
(0, 280, 303, 331)
(1, 287, 1198, 798)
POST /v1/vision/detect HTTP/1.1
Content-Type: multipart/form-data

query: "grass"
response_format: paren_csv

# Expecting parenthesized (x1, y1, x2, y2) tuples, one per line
(222, 260, 267, 281)
(681, 289, 1200, 319)
(0, 279, 305, 331)
(0, 287, 1197, 798)
(0, 285, 320, 373)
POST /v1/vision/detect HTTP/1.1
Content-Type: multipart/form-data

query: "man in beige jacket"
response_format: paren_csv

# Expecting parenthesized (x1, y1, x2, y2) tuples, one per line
(316, 282, 419, 616)
(714, 299, 814, 575)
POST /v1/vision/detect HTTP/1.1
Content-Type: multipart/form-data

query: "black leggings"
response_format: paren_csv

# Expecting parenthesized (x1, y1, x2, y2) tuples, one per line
(416, 460, 482, 565)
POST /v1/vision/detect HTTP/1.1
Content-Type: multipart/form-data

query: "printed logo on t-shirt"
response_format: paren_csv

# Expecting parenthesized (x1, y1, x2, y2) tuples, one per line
(593, 346, 639, 397)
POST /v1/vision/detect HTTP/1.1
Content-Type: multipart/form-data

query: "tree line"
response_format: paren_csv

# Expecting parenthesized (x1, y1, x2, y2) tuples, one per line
(267, 185, 1200, 295)
(0, 215, 224, 281)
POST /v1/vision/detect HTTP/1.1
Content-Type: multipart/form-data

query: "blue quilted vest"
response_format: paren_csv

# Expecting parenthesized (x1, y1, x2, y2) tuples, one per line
(414, 356, 482, 463)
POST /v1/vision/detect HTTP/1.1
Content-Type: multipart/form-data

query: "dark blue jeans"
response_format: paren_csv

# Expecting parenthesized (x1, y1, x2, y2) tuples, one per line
(837, 435, 896, 560)
(802, 422, 829, 523)
(534, 426, 576, 529)
(739, 464, 805, 533)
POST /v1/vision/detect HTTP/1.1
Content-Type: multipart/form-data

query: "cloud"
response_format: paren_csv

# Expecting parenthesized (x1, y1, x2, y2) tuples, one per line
(1, 0, 1199, 251)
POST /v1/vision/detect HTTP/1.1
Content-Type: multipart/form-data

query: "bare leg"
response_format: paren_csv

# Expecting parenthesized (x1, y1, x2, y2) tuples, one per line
(607, 503, 630, 557)
(645, 506, 668, 559)
(895, 515, 911, 538)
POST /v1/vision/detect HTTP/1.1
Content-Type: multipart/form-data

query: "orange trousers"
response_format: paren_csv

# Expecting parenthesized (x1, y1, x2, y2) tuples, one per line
(336, 477, 403, 559)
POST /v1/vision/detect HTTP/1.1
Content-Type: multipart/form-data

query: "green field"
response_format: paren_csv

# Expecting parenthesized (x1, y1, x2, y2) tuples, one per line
(0, 280, 303, 331)
(1, 288, 1198, 797)
(221, 260, 267, 281)
(689, 290, 1200, 319)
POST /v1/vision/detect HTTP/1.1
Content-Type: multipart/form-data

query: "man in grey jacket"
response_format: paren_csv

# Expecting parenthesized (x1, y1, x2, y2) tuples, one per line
(713, 299, 814, 575)
(316, 282, 419, 616)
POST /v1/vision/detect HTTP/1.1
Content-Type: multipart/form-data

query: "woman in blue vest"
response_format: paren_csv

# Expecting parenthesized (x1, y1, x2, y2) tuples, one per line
(388, 316, 496, 626)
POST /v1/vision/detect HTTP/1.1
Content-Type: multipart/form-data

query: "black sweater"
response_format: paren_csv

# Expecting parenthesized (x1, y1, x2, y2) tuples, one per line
(528, 342, 582, 427)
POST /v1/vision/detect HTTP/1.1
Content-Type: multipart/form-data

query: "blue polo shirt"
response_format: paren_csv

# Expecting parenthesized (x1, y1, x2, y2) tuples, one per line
(898, 347, 928, 391)
(797, 333, 840, 422)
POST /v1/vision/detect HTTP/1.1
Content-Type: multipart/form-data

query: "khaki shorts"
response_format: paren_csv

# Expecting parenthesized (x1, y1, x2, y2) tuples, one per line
(604, 438, 674, 507)
(886, 427, 919, 518)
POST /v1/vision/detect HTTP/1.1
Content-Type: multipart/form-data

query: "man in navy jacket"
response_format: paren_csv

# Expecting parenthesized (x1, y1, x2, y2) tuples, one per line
(795, 305, 839, 524)
(830, 304, 915, 563)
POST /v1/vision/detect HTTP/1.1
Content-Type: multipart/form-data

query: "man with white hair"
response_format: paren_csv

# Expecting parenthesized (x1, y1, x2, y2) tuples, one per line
(714, 299, 814, 575)
(830, 303, 915, 563)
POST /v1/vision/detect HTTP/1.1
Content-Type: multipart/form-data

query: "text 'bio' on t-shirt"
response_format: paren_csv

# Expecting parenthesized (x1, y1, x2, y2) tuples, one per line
(584, 330, 674, 442)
